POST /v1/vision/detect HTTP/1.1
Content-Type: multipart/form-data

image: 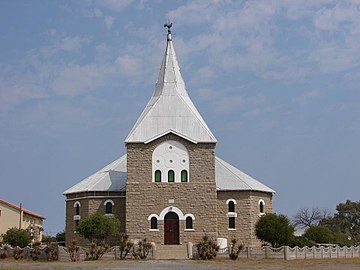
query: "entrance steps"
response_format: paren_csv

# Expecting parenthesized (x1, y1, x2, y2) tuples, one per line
(155, 244, 189, 260)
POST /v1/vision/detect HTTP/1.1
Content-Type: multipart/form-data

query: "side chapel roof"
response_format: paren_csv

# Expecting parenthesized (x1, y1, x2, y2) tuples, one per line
(63, 154, 275, 194)
(125, 27, 217, 144)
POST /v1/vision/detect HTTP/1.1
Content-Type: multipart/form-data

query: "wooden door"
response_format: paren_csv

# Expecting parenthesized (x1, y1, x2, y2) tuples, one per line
(164, 212, 179, 245)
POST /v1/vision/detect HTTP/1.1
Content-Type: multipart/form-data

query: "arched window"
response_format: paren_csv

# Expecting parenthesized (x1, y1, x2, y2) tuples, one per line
(228, 201, 235, 212)
(106, 202, 113, 214)
(155, 170, 162, 182)
(259, 200, 265, 214)
(168, 170, 175, 182)
(181, 170, 188, 182)
(151, 217, 158, 230)
(104, 200, 114, 214)
(186, 216, 193, 229)
(74, 201, 81, 216)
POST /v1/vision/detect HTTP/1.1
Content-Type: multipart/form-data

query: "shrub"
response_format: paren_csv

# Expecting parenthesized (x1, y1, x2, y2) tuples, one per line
(45, 242, 58, 261)
(132, 238, 152, 260)
(85, 241, 109, 260)
(30, 242, 41, 260)
(2, 228, 32, 248)
(229, 238, 243, 260)
(0, 245, 9, 259)
(118, 233, 133, 260)
(196, 235, 219, 260)
(68, 240, 80, 262)
(13, 246, 23, 260)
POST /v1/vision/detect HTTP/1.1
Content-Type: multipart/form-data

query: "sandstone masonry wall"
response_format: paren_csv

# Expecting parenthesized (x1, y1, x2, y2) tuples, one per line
(126, 133, 218, 244)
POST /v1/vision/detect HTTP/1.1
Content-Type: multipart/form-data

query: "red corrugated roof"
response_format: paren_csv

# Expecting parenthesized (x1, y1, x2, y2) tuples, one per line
(0, 199, 45, 220)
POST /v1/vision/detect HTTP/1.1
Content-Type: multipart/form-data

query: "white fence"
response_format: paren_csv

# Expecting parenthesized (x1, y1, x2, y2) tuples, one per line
(216, 245, 360, 260)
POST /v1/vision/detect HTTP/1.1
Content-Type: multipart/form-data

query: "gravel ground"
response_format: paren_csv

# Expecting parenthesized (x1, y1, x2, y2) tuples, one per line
(1, 258, 360, 270)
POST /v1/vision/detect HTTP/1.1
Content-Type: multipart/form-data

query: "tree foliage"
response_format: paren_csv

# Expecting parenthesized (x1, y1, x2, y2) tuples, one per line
(255, 214, 294, 248)
(2, 228, 32, 248)
(303, 225, 333, 244)
(77, 213, 120, 243)
(320, 200, 360, 245)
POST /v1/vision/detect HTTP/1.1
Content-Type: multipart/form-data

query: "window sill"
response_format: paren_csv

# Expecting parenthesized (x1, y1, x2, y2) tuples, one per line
(258, 213, 265, 217)
(105, 213, 114, 217)
(228, 228, 236, 231)
(185, 229, 194, 232)
(73, 215, 81, 221)
(149, 229, 159, 232)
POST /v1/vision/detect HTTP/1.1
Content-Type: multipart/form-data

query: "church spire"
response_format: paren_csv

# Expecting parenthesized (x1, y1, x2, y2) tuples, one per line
(125, 24, 217, 144)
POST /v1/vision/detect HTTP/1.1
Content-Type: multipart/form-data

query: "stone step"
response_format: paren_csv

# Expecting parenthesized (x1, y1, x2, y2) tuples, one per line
(155, 244, 189, 260)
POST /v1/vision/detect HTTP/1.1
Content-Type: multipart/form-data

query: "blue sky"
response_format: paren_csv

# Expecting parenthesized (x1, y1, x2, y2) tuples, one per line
(1, 1, 359, 235)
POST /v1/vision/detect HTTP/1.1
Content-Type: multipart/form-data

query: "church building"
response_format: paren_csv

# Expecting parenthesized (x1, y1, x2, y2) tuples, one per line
(63, 25, 275, 249)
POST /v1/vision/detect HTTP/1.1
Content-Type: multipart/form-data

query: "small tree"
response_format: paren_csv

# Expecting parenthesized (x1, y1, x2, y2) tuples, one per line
(228, 238, 243, 260)
(255, 213, 294, 248)
(77, 213, 120, 243)
(2, 228, 32, 248)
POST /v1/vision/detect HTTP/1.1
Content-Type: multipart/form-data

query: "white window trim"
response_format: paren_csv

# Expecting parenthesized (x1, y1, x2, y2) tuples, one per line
(226, 199, 237, 205)
(104, 199, 114, 206)
(105, 213, 114, 217)
(226, 212, 238, 218)
(73, 201, 81, 207)
(184, 213, 195, 220)
(258, 199, 265, 214)
(185, 229, 195, 232)
(149, 229, 159, 232)
(147, 214, 160, 221)
(73, 215, 81, 221)
(228, 228, 237, 231)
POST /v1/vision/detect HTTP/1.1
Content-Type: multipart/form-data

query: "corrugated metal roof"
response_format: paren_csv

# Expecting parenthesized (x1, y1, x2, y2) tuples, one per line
(125, 33, 217, 144)
(215, 157, 275, 193)
(63, 154, 274, 194)
(0, 199, 46, 220)
(63, 155, 127, 195)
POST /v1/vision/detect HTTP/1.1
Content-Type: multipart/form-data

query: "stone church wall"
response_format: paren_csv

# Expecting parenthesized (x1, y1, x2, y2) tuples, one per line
(217, 190, 273, 247)
(65, 192, 126, 247)
(126, 133, 218, 244)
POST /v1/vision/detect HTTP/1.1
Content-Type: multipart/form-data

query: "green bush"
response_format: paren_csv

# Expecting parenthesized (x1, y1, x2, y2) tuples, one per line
(303, 226, 333, 244)
(2, 228, 32, 248)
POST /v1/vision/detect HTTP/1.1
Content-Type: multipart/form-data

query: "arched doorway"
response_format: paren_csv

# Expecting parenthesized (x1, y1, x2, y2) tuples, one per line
(164, 212, 179, 245)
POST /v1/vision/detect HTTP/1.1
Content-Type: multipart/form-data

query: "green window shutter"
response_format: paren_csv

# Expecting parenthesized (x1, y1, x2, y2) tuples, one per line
(168, 170, 175, 182)
(181, 170, 188, 182)
(155, 170, 161, 182)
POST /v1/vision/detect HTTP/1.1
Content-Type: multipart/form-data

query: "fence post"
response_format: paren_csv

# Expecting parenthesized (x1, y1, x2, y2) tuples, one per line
(284, 246, 288, 260)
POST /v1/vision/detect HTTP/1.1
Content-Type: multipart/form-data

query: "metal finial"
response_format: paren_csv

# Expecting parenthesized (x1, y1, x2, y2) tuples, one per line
(164, 21, 173, 34)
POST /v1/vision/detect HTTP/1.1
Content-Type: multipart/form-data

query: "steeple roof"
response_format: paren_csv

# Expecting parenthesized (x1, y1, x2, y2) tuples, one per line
(125, 27, 217, 144)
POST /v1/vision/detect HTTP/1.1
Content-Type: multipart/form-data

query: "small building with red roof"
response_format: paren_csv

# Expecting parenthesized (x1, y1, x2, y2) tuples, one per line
(0, 199, 45, 243)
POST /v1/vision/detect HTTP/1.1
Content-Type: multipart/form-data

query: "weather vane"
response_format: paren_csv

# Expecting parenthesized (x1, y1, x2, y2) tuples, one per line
(164, 21, 173, 34)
